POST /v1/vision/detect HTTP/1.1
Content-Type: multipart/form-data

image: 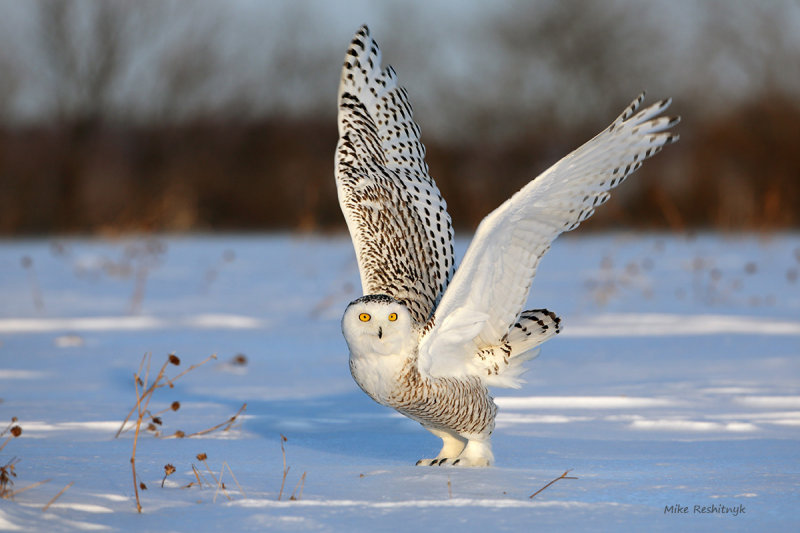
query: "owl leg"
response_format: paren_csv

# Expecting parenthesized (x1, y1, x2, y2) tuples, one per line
(415, 427, 467, 466)
(440, 434, 494, 467)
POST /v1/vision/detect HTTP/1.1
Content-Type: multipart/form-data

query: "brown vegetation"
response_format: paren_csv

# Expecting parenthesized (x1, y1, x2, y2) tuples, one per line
(115, 352, 246, 512)
(1, 94, 797, 235)
(0, 2, 796, 235)
(529, 470, 578, 499)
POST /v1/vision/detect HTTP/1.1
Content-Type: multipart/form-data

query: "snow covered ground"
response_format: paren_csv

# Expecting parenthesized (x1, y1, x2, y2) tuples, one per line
(0, 232, 798, 531)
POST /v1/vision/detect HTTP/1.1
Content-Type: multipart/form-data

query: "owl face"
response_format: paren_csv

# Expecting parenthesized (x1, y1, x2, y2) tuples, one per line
(342, 294, 414, 357)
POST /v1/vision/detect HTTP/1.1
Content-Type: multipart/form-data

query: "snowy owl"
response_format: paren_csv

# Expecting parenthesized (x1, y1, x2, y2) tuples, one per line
(336, 25, 679, 466)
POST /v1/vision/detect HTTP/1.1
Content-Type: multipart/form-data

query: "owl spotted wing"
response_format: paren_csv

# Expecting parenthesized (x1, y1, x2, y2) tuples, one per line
(418, 94, 680, 385)
(336, 25, 454, 324)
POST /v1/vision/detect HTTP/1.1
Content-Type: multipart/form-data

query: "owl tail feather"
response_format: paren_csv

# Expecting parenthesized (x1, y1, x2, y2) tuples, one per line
(485, 309, 561, 388)
(507, 309, 561, 359)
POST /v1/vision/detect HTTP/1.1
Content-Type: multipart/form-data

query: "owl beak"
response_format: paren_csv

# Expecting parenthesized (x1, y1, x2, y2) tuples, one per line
(377, 326, 383, 339)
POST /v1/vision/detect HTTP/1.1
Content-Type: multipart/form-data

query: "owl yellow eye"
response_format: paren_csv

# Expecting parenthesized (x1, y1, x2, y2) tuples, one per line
(359, 313, 371, 322)
(388, 313, 398, 322)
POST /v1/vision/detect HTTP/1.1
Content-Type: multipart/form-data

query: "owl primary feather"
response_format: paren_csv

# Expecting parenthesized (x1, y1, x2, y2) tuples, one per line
(336, 25, 679, 466)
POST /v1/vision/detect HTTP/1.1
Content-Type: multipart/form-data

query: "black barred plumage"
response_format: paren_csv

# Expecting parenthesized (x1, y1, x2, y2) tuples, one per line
(337, 25, 679, 467)
(337, 26, 453, 325)
(390, 359, 497, 436)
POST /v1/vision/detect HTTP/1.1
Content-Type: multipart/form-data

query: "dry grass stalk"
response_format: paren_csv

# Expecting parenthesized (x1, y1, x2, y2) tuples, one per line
(130, 361, 146, 512)
(0, 457, 20, 499)
(182, 463, 207, 489)
(278, 434, 289, 501)
(1, 419, 52, 502)
(529, 470, 578, 499)
(204, 457, 245, 504)
(115, 353, 217, 438)
(181, 403, 246, 438)
(0, 417, 19, 435)
(222, 461, 246, 499)
(1, 418, 26, 500)
(116, 352, 217, 513)
(5, 477, 52, 499)
(210, 463, 239, 504)
(0, 419, 22, 454)
(150, 401, 181, 419)
(182, 459, 244, 502)
(0, 436, 14, 455)
(211, 470, 227, 503)
(198, 453, 231, 502)
(447, 476, 452, 499)
(277, 435, 306, 501)
(289, 471, 306, 501)
(41, 481, 74, 512)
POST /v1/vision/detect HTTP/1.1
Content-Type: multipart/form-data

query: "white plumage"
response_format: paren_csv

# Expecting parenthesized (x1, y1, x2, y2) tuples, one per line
(336, 25, 679, 466)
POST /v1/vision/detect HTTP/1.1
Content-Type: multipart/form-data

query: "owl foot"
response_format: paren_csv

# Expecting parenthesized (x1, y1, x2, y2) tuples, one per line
(415, 456, 459, 466)
(453, 437, 494, 466)
(440, 455, 490, 467)
(420, 438, 493, 467)
(415, 455, 491, 467)
(416, 427, 467, 466)
(415, 429, 493, 466)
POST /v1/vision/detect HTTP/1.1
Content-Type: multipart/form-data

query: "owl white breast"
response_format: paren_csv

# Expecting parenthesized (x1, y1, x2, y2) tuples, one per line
(342, 294, 418, 404)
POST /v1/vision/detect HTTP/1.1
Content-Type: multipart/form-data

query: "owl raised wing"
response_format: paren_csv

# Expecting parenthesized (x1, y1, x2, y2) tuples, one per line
(336, 25, 455, 325)
(417, 94, 679, 385)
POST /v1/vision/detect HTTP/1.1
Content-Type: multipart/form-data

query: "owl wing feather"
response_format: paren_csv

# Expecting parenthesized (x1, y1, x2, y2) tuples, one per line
(418, 94, 680, 385)
(336, 25, 455, 324)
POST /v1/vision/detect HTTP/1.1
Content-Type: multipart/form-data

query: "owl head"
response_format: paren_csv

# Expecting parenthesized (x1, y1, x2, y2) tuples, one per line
(342, 294, 415, 357)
